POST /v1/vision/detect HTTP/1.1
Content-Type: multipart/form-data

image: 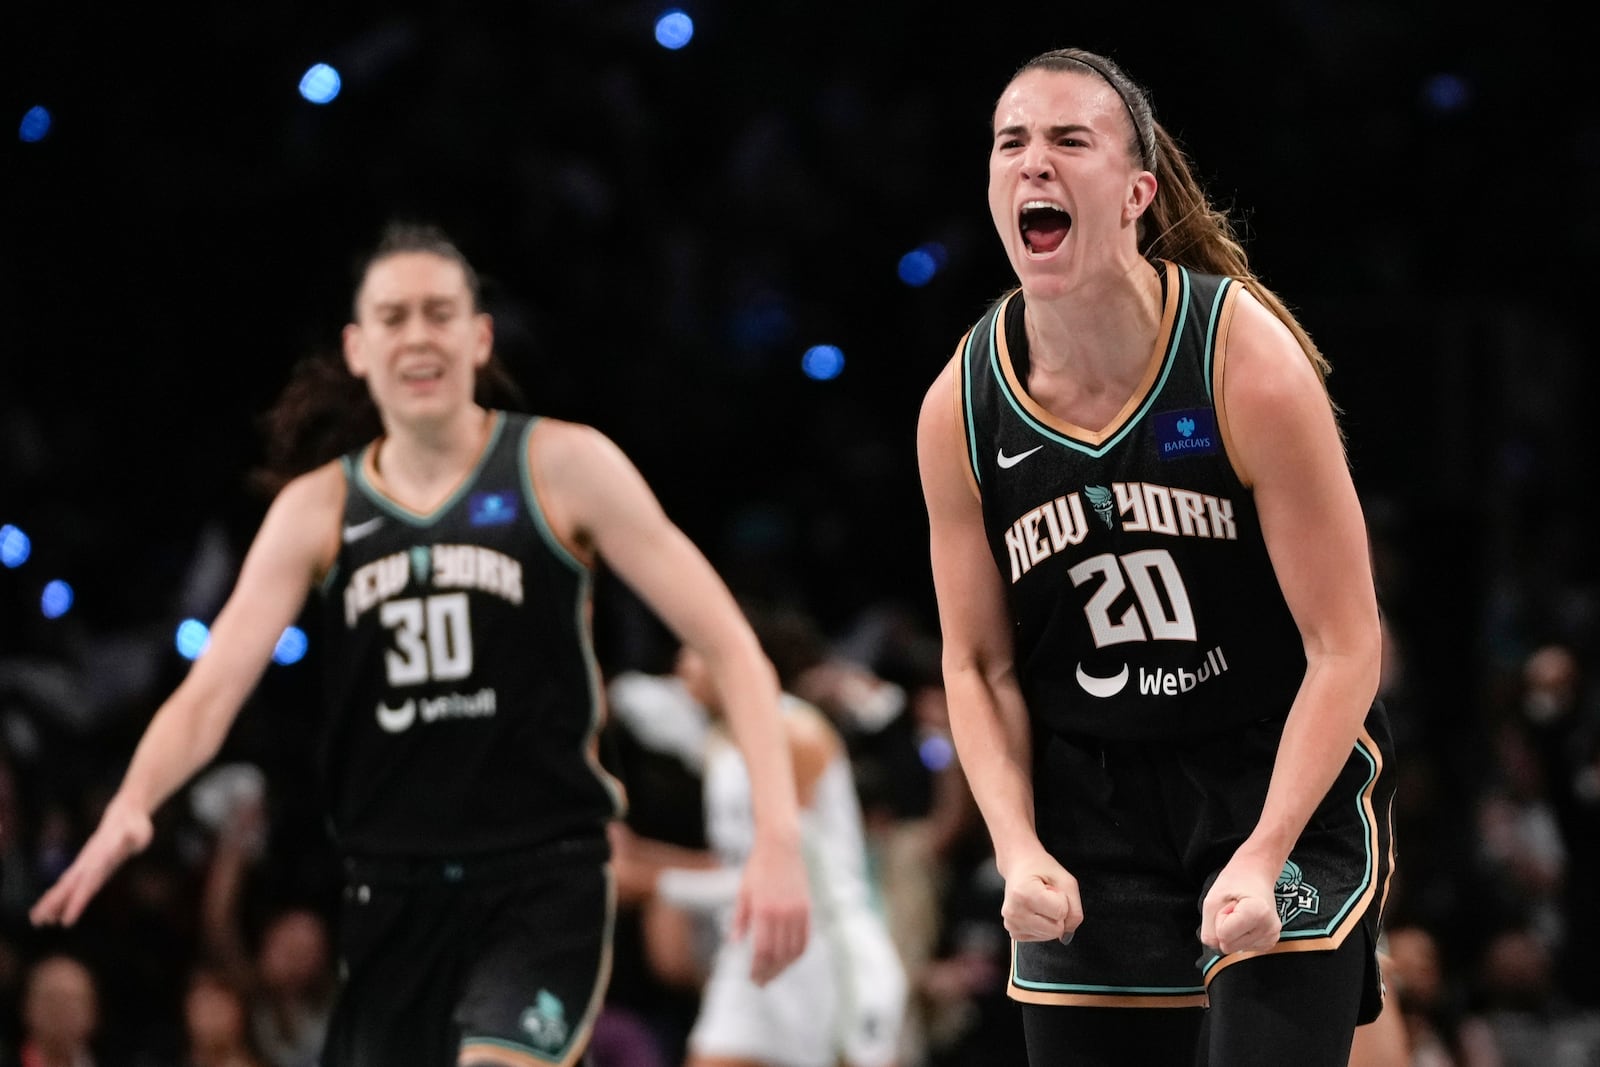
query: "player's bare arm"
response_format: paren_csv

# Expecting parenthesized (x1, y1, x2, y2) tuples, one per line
(528, 418, 809, 983)
(918, 359, 1080, 944)
(31, 463, 344, 928)
(1202, 291, 1383, 955)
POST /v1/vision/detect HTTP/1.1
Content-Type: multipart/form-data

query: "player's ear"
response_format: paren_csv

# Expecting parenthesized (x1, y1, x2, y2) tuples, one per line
(1126, 170, 1157, 223)
(471, 312, 493, 369)
(342, 323, 368, 378)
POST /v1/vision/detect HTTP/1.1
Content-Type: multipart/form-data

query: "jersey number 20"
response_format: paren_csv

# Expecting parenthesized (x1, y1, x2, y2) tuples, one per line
(1067, 549, 1197, 647)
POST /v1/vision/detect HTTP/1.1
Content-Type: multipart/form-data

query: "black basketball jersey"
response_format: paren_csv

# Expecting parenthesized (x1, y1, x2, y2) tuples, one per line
(318, 411, 622, 856)
(958, 260, 1307, 740)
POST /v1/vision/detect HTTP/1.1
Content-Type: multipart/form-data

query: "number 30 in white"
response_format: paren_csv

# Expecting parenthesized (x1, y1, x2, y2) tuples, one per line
(379, 592, 474, 684)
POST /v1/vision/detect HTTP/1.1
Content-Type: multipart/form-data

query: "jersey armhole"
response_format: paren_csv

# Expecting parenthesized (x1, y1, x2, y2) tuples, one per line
(521, 417, 595, 573)
(951, 332, 982, 502)
(315, 459, 353, 593)
(1210, 283, 1248, 486)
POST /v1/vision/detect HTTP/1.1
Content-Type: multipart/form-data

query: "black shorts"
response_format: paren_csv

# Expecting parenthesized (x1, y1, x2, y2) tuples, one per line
(323, 836, 614, 1067)
(1011, 703, 1395, 1021)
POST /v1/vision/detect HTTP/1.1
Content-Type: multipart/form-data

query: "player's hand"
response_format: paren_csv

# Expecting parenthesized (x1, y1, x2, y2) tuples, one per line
(29, 795, 153, 928)
(999, 843, 1082, 943)
(1200, 852, 1283, 956)
(731, 829, 810, 986)
(605, 821, 660, 905)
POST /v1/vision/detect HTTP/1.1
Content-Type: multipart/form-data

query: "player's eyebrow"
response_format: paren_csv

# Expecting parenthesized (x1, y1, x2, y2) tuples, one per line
(995, 123, 1094, 140)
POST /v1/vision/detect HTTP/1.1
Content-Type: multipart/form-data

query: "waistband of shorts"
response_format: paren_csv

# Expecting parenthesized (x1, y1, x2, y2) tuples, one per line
(341, 834, 608, 886)
(1042, 713, 1290, 752)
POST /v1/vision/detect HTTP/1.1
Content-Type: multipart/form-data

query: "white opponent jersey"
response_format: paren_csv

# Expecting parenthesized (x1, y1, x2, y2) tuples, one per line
(684, 696, 906, 1067)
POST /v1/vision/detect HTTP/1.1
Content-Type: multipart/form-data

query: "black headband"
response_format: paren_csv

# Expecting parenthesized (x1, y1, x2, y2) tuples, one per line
(1065, 54, 1155, 171)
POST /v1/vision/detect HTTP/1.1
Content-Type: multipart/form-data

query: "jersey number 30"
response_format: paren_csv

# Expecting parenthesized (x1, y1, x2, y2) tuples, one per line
(379, 592, 474, 684)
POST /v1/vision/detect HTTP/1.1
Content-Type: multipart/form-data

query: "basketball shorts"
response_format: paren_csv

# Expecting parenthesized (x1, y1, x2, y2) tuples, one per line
(1011, 703, 1396, 1022)
(323, 836, 613, 1067)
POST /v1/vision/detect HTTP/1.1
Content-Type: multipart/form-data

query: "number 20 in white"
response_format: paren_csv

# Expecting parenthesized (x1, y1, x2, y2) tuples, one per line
(379, 593, 474, 684)
(1067, 549, 1196, 647)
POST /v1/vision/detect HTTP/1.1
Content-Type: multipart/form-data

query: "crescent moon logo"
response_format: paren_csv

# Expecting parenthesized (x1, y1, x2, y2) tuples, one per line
(1074, 662, 1129, 698)
(376, 699, 417, 733)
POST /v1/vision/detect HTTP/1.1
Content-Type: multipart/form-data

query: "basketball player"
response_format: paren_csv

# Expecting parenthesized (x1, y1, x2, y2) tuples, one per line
(616, 635, 908, 1067)
(31, 222, 811, 1067)
(915, 48, 1397, 1065)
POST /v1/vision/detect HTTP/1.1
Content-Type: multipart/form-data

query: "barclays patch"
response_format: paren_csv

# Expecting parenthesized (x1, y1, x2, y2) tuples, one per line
(469, 490, 518, 526)
(1154, 408, 1218, 460)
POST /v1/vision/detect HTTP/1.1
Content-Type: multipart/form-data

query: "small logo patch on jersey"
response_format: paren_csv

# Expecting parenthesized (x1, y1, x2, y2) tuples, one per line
(997, 444, 1044, 469)
(1274, 860, 1321, 924)
(1075, 661, 1130, 698)
(376, 699, 416, 733)
(520, 990, 570, 1055)
(342, 516, 385, 543)
(1154, 408, 1218, 460)
(1083, 485, 1116, 529)
(469, 491, 518, 526)
(410, 545, 432, 587)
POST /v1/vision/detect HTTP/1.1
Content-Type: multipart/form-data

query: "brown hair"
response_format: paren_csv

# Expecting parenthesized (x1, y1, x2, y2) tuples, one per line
(1009, 49, 1334, 389)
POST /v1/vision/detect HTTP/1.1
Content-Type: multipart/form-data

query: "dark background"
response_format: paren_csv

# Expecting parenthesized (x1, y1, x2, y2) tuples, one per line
(7, 0, 1597, 753)
(3, 0, 1599, 1053)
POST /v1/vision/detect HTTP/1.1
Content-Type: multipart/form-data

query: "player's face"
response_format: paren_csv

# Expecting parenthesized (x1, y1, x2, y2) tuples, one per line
(343, 252, 491, 422)
(988, 69, 1153, 297)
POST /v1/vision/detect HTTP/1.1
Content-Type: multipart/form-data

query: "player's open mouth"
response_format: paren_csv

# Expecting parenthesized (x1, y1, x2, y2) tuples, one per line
(1020, 200, 1071, 255)
(400, 366, 444, 382)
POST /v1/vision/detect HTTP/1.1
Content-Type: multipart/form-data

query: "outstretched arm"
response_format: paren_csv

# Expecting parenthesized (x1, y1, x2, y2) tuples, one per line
(1201, 292, 1383, 955)
(530, 420, 809, 985)
(31, 464, 342, 927)
(917, 361, 1080, 944)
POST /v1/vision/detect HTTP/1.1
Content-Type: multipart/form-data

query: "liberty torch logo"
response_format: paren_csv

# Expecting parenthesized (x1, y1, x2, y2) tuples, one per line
(1274, 860, 1321, 924)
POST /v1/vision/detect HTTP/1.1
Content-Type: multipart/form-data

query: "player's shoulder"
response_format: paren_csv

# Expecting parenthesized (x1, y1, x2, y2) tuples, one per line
(1220, 286, 1322, 402)
(922, 289, 1014, 417)
(273, 458, 347, 514)
(527, 416, 619, 462)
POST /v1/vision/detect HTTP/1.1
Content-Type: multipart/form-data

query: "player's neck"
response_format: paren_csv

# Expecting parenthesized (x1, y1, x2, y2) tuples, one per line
(370, 405, 494, 511)
(1024, 258, 1162, 377)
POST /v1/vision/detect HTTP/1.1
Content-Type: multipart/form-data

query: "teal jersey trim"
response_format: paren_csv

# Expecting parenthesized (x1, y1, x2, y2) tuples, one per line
(518, 415, 587, 575)
(350, 410, 509, 525)
(961, 322, 987, 487)
(1201, 277, 1234, 403)
(991, 267, 1193, 458)
(1011, 973, 1207, 996)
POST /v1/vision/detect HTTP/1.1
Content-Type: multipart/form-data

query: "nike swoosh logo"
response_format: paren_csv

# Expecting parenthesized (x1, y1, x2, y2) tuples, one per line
(996, 445, 1044, 469)
(342, 516, 386, 543)
(1075, 662, 1130, 698)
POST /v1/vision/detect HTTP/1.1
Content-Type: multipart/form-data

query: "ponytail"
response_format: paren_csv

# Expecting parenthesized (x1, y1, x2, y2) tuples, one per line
(1011, 49, 1335, 392)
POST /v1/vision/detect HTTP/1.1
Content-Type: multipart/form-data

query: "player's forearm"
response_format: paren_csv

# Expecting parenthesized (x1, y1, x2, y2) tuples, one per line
(1240, 651, 1379, 866)
(114, 678, 246, 815)
(710, 651, 802, 843)
(944, 662, 1040, 872)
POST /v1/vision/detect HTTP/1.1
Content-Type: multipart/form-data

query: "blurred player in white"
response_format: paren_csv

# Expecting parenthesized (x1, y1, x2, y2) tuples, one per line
(615, 634, 908, 1067)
